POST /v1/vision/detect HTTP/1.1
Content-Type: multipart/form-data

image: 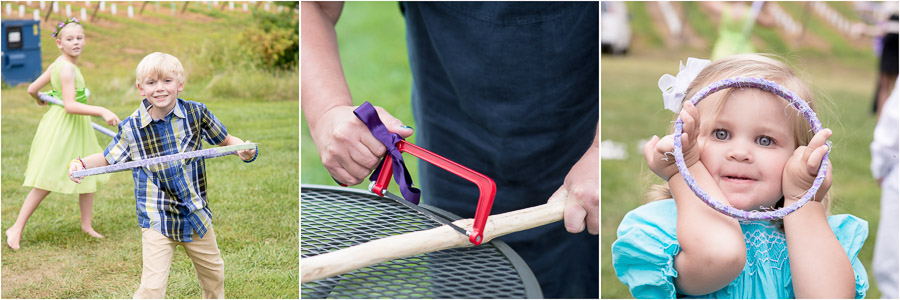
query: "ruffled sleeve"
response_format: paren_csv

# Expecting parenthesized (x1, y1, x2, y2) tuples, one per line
(828, 214, 870, 299)
(612, 200, 680, 299)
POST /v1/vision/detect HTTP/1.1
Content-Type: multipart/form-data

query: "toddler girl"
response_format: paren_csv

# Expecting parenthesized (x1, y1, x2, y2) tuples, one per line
(6, 18, 119, 249)
(612, 54, 868, 298)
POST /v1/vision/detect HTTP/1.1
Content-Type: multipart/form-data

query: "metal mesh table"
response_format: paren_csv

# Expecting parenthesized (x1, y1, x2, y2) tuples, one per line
(301, 184, 542, 299)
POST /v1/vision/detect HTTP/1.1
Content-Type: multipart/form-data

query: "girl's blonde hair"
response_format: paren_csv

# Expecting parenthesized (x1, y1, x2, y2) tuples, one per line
(647, 53, 831, 214)
(135, 52, 185, 86)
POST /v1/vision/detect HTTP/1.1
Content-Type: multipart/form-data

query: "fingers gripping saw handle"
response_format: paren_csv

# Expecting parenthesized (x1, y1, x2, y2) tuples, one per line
(371, 140, 496, 245)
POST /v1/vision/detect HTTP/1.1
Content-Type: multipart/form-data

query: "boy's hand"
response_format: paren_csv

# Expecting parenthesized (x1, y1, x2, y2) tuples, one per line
(782, 129, 833, 205)
(643, 102, 701, 181)
(68, 159, 85, 183)
(237, 140, 257, 161)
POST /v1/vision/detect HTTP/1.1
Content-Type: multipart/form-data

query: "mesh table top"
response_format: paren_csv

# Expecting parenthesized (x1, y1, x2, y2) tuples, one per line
(301, 184, 542, 299)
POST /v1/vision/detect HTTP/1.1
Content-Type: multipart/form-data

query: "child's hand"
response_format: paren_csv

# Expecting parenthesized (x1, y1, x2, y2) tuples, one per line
(34, 93, 48, 106)
(782, 129, 833, 205)
(237, 140, 257, 162)
(101, 109, 120, 126)
(643, 102, 702, 180)
(68, 159, 85, 184)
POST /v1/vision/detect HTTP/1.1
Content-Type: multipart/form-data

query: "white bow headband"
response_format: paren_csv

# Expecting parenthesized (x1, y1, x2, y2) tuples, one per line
(658, 57, 711, 113)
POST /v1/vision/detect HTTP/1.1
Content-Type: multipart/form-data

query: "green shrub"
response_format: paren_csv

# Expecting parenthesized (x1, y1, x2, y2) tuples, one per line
(241, 8, 298, 71)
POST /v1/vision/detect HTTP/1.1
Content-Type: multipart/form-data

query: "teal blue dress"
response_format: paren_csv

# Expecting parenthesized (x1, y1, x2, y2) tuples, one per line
(612, 199, 869, 298)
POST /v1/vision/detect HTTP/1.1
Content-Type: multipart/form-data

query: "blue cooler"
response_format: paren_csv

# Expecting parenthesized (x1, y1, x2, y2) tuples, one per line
(2, 19, 42, 86)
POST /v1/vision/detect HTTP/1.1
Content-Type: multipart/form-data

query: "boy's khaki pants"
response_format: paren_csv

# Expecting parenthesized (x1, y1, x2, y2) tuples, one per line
(133, 227, 225, 299)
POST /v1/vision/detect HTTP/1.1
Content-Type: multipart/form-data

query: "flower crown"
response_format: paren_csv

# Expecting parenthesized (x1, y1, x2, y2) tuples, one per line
(51, 17, 80, 38)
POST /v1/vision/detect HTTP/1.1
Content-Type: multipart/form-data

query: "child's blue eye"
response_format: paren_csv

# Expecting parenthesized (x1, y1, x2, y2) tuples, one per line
(713, 129, 729, 140)
(757, 136, 774, 147)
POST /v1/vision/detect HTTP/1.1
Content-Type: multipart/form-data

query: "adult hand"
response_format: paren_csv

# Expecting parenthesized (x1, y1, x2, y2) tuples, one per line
(101, 109, 120, 126)
(311, 104, 414, 186)
(782, 129, 833, 205)
(643, 102, 701, 181)
(548, 140, 598, 235)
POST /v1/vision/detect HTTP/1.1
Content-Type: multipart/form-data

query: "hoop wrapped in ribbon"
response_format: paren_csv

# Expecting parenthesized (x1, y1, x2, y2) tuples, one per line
(673, 77, 830, 220)
(38, 92, 116, 137)
(353, 102, 421, 205)
(71, 143, 258, 178)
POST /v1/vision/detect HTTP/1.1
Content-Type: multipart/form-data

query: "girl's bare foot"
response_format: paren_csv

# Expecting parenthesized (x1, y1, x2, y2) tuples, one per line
(6, 227, 22, 249)
(82, 227, 104, 239)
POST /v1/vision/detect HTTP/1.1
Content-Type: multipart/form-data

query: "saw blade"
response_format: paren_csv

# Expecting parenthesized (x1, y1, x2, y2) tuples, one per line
(380, 190, 469, 238)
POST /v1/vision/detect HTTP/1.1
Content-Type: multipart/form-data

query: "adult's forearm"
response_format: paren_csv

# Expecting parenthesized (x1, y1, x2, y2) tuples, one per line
(671, 163, 746, 295)
(301, 2, 353, 132)
(784, 201, 855, 298)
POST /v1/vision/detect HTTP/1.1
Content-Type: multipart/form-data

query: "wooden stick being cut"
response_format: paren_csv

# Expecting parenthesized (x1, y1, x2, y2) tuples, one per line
(301, 200, 565, 283)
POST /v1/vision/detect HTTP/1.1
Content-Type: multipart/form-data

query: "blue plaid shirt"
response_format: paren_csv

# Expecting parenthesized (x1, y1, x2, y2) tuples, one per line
(105, 98, 228, 242)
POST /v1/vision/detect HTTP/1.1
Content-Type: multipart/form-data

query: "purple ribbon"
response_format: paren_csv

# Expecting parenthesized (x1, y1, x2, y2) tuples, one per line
(354, 102, 421, 205)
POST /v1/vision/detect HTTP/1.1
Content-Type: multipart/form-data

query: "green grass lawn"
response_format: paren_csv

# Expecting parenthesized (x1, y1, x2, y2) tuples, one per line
(601, 48, 884, 299)
(2, 2, 298, 298)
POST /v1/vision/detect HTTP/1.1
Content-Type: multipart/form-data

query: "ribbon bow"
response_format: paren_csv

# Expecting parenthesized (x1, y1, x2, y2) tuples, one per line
(658, 57, 711, 113)
(354, 102, 421, 205)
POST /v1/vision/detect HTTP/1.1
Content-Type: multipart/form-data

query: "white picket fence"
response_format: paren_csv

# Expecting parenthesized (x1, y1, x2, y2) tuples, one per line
(767, 2, 803, 37)
(811, 1, 853, 37)
(1, 1, 293, 23)
(657, 1, 682, 38)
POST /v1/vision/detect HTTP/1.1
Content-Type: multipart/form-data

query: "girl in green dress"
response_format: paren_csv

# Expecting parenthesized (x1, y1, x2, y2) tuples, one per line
(6, 18, 120, 249)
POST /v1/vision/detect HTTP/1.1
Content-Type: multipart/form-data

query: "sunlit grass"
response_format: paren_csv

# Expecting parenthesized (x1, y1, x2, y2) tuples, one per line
(1, 2, 298, 298)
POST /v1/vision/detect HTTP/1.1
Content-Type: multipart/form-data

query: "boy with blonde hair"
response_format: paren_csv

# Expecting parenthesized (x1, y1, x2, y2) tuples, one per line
(69, 52, 257, 298)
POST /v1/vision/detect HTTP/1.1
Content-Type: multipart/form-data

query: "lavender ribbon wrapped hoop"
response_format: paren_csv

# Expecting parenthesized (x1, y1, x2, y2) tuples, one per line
(354, 102, 421, 205)
(673, 77, 830, 220)
(71, 143, 258, 178)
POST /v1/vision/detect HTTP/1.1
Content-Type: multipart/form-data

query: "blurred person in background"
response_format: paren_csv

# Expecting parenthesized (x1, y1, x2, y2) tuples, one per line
(871, 78, 898, 299)
(852, 1, 898, 117)
(702, 1, 774, 60)
(874, 3, 898, 117)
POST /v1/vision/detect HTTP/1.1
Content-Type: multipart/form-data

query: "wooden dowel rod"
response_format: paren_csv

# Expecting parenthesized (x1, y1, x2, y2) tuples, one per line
(301, 200, 565, 283)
